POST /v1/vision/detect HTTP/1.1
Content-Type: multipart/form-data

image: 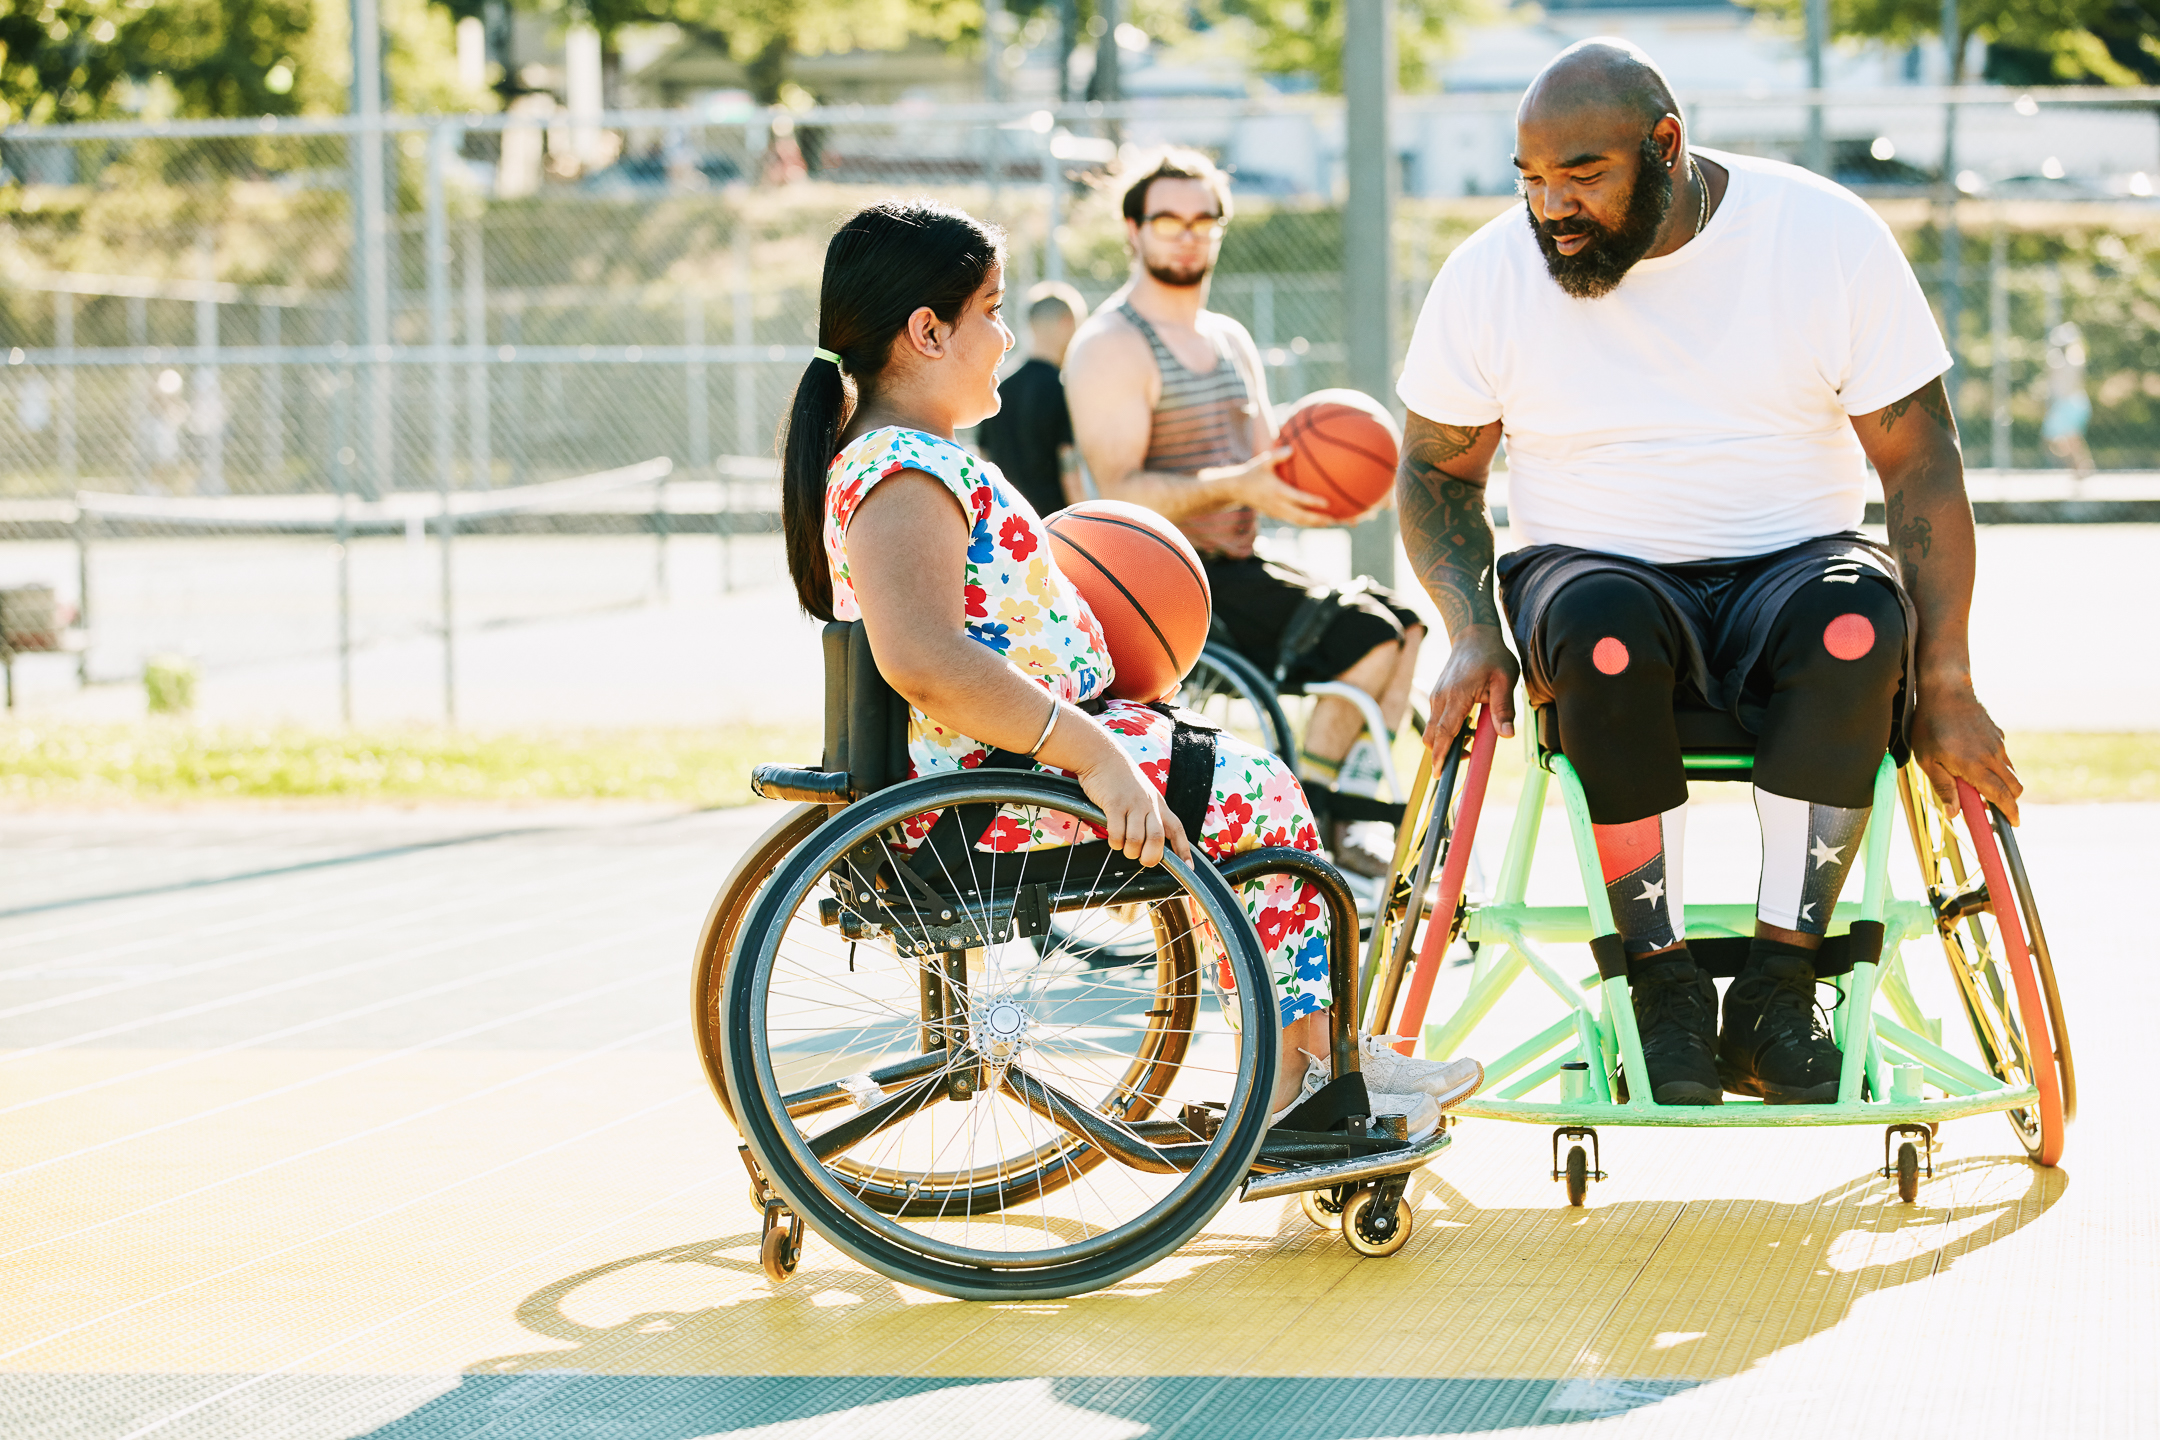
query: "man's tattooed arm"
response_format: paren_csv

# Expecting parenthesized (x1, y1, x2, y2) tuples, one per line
(1864, 376, 1959, 597)
(1396, 414, 1504, 637)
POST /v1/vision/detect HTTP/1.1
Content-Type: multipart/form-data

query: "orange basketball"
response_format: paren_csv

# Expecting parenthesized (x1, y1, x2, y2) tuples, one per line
(1275, 389, 1402, 521)
(1044, 499, 1212, 702)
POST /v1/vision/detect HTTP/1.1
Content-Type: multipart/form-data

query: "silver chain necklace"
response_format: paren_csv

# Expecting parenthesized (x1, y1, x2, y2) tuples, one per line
(1689, 157, 1709, 237)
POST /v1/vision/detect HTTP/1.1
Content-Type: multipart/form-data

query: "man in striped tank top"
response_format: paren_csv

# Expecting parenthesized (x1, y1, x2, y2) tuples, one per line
(1065, 149, 1429, 876)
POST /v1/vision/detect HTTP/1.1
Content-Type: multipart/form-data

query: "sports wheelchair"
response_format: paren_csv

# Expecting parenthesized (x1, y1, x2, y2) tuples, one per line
(691, 622, 1454, 1301)
(1357, 696, 2073, 1207)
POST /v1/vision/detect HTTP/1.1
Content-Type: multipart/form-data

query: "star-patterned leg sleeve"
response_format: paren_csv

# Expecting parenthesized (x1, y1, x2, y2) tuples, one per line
(1592, 802, 1688, 955)
(1753, 787, 1867, 936)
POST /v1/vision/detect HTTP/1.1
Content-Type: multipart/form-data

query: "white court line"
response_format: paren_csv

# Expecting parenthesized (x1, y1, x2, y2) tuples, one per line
(0, 835, 549, 974)
(0, 1015, 682, 1261)
(0, 862, 683, 1064)
(111, 1168, 727, 1440)
(0, 843, 656, 1022)
(0, 1089, 703, 1366)
(0, 927, 680, 1177)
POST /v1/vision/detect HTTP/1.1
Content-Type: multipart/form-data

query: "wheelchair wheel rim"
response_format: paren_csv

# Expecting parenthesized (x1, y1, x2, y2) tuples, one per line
(725, 772, 1277, 1277)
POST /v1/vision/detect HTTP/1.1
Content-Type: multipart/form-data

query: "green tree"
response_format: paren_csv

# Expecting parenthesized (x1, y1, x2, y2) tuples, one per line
(1208, 0, 1485, 92)
(1748, 0, 2138, 85)
(0, 0, 487, 126)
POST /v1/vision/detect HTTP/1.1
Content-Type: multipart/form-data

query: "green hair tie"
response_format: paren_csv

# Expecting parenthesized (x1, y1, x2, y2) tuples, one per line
(813, 347, 843, 368)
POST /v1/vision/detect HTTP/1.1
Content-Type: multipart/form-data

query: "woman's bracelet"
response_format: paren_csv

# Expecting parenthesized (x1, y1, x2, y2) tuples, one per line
(1026, 695, 1061, 758)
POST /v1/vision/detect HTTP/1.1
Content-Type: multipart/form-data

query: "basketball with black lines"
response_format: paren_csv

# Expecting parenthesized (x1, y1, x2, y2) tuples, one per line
(1274, 389, 1403, 521)
(1043, 500, 1212, 703)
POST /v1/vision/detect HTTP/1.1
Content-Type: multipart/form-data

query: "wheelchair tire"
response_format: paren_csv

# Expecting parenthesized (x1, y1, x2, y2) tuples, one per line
(691, 801, 831, 1126)
(1895, 1141, 1920, 1204)
(722, 771, 1282, 1300)
(1340, 1188, 1412, 1258)
(1564, 1146, 1589, 1208)
(1185, 644, 1297, 768)
(1898, 769, 2069, 1167)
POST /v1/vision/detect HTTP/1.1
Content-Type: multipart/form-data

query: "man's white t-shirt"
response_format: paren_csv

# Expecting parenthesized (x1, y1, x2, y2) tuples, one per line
(1396, 147, 1950, 565)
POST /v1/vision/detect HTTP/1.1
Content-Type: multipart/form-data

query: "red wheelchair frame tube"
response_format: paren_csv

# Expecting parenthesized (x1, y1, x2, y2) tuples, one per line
(1391, 708, 1499, 1045)
(1956, 779, 2066, 1166)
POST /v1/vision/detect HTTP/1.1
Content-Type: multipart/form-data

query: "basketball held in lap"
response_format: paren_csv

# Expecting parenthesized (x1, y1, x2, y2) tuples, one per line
(1044, 500, 1212, 702)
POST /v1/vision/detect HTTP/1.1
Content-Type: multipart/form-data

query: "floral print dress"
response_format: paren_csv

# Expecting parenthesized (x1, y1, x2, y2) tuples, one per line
(824, 426, 1333, 1024)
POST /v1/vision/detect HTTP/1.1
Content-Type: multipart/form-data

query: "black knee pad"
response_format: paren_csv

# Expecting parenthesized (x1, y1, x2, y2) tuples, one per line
(1753, 576, 1907, 806)
(1540, 573, 1688, 822)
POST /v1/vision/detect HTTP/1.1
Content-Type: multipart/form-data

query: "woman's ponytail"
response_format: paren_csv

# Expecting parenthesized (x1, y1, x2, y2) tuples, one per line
(780, 353, 850, 620)
(777, 200, 1005, 622)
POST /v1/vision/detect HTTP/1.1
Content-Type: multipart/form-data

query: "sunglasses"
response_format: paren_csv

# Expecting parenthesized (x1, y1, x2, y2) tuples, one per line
(1141, 213, 1226, 240)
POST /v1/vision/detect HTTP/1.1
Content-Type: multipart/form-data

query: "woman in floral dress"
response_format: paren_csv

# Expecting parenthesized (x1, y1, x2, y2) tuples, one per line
(778, 200, 1478, 1123)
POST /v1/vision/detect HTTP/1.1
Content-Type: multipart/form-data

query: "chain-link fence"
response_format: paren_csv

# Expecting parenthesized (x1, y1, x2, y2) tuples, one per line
(0, 92, 2153, 720)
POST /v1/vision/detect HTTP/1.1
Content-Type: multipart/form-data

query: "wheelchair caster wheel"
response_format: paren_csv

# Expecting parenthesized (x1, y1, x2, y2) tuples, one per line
(1341, 1189, 1412, 1258)
(1564, 1145, 1589, 1208)
(1300, 1187, 1345, 1230)
(760, 1225, 800, 1283)
(1895, 1141, 1920, 1204)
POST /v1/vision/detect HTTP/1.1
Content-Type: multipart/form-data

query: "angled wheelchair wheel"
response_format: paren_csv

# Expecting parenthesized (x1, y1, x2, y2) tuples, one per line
(692, 801, 831, 1126)
(1185, 644, 1297, 768)
(1898, 768, 2070, 1165)
(722, 771, 1280, 1300)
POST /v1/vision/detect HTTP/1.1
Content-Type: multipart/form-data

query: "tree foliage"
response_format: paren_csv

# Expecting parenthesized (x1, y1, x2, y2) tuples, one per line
(1208, 0, 1486, 92)
(1748, 0, 2153, 83)
(0, 0, 484, 126)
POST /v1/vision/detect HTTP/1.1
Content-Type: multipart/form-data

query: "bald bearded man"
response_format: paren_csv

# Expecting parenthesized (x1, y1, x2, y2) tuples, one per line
(1396, 40, 2021, 1107)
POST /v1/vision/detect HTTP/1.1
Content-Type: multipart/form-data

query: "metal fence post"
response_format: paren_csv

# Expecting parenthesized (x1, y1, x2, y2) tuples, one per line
(730, 220, 755, 594)
(351, 0, 390, 501)
(125, 295, 147, 492)
(194, 235, 225, 495)
(1042, 135, 1064, 282)
(54, 291, 77, 483)
(428, 122, 458, 724)
(1989, 223, 2010, 471)
(684, 290, 710, 600)
(464, 219, 490, 488)
(1803, 0, 1829, 176)
(331, 365, 354, 724)
(1344, 0, 1397, 587)
(261, 301, 284, 484)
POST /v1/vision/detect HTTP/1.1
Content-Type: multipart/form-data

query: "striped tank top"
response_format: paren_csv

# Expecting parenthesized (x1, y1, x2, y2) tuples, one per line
(1119, 302, 1260, 560)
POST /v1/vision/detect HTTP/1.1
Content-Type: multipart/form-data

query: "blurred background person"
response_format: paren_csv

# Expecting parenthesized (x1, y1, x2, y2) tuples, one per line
(977, 281, 1089, 516)
(2042, 320, 2094, 480)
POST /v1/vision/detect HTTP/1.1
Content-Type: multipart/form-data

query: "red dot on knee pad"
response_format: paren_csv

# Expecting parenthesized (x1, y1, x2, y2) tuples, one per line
(1592, 637, 1630, 675)
(1823, 613, 1876, 660)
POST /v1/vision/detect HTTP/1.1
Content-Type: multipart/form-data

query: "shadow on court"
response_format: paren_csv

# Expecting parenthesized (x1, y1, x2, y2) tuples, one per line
(349, 1152, 2063, 1439)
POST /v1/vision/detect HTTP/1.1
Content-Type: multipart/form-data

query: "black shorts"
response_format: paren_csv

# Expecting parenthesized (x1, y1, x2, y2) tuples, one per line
(1204, 554, 1425, 686)
(1496, 531, 1917, 756)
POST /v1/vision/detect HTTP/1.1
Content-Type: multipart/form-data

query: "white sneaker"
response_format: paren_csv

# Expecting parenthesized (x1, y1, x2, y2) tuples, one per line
(1360, 1033, 1484, 1110)
(1268, 1050, 1443, 1142)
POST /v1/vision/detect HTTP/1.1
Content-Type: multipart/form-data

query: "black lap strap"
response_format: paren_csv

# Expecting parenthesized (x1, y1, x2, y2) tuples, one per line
(907, 697, 1215, 888)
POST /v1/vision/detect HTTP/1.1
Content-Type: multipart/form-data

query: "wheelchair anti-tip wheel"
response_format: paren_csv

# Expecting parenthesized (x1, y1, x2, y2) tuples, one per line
(1299, 1186, 1347, 1230)
(720, 771, 1283, 1300)
(1898, 769, 2073, 1166)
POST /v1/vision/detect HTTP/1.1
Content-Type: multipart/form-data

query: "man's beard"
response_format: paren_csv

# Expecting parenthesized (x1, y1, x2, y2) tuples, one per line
(1527, 134, 1674, 299)
(1144, 256, 1210, 288)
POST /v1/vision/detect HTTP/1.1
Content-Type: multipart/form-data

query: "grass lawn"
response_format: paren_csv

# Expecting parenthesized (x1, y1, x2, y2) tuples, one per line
(0, 721, 825, 808)
(0, 723, 2148, 808)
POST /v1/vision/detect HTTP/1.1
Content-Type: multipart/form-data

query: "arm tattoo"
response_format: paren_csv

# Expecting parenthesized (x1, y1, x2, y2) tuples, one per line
(1398, 419, 1500, 635)
(1876, 378, 1956, 437)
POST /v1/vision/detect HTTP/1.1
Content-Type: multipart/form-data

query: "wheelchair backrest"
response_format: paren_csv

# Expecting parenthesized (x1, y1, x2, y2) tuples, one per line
(821, 620, 912, 795)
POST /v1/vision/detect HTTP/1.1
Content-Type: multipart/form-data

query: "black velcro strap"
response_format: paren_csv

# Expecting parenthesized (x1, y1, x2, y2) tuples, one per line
(1274, 1072, 1372, 1133)
(1301, 782, 1405, 827)
(1845, 919, 1886, 967)
(1590, 933, 1631, 982)
(1165, 719, 1217, 842)
(910, 747, 1033, 883)
(1274, 586, 1342, 683)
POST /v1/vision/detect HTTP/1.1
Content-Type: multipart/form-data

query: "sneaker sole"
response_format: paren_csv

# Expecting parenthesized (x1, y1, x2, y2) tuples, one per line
(1433, 1060, 1484, 1111)
(1649, 1081, 1724, 1106)
(1717, 1061, 1839, 1105)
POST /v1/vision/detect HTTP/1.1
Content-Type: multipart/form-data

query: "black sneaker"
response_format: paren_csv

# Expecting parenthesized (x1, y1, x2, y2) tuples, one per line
(1719, 952, 1842, 1103)
(1627, 954, 1723, 1106)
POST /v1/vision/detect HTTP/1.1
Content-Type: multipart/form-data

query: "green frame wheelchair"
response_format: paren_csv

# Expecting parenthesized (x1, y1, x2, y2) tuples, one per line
(691, 622, 1455, 1301)
(1359, 695, 2074, 1206)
